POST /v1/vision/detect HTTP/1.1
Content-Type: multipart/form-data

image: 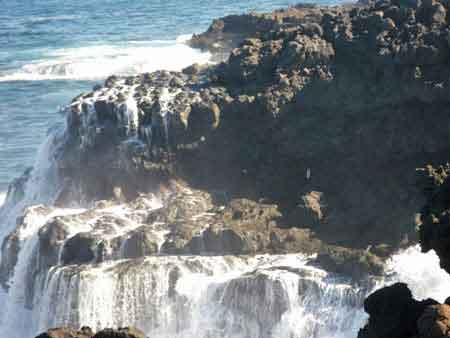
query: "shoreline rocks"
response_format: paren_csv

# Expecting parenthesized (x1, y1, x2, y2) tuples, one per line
(418, 164, 450, 274)
(357, 283, 450, 338)
(36, 327, 147, 338)
(82, 0, 448, 250)
(2, 0, 450, 335)
(3, 0, 449, 291)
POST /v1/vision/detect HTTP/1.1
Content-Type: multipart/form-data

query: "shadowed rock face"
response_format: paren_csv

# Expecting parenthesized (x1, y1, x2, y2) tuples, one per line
(358, 283, 439, 338)
(3, 1, 450, 336)
(93, 327, 147, 338)
(35, 327, 147, 338)
(188, 4, 354, 59)
(418, 164, 450, 273)
(5, 0, 450, 336)
(55, 0, 450, 251)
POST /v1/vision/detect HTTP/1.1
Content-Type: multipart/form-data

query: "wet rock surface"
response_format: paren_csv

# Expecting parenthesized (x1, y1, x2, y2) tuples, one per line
(35, 327, 147, 338)
(311, 246, 384, 280)
(2, 0, 449, 301)
(418, 164, 450, 273)
(358, 283, 440, 338)
(35, 327, 93, 338)
(93, 327, 148, 338)
(44, 0, 450, 255)
(2, 0, 450, 336)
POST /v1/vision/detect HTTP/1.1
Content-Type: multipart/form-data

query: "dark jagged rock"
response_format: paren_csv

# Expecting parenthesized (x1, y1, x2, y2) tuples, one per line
(311, 246, 384, 279)
(93, 327, 147, 338)
(11, 0, 448, 272)
(38, 218, 70, 267)
(358, 283, 439, 338)
(35, 327, 147, 338)
(418, 164, 450, 273)
(6, 6, 450, 336)
(0, 230, 19, 289)
(60, 232, 98, 265)
(188, 4, 353, 58)
(35, 327, 92, 338)
(121, 226, 159, 259)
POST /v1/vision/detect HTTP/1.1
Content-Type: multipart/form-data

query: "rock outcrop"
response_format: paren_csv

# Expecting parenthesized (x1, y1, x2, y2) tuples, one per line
(188, 4, 354, 58)
(93, 327, 147, 338)
(3, 0, 450, 335)
(48, 0, 450, 254)
(35, 327, 147, 338)
(1, 0, 448, 293)
(358, 283, 440, 338)
(418, 164, 450, 273)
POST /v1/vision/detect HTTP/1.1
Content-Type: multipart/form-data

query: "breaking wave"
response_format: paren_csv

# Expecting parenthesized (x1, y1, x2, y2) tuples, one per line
(385, 245, 450, 303)
(0, 38, 211, 82)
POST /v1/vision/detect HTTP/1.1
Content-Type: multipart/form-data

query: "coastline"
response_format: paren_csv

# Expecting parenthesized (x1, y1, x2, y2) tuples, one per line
(1, 0, 450, 336)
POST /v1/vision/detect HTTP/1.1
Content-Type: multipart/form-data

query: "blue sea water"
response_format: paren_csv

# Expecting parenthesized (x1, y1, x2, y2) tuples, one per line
(0, 0, 336, 198)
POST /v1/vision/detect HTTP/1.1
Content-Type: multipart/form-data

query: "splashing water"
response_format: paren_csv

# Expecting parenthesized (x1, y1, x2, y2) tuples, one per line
(1, 116, 450, 338)
(384, 245, 450, 303)
(0, 192, 6, 207)
(0, 39, 211, 82)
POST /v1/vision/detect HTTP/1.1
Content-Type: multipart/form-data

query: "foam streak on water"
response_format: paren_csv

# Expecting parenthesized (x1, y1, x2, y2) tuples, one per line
(0, 39, 211, 82)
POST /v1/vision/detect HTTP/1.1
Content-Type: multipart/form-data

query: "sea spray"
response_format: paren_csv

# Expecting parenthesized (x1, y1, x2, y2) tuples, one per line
(0, 39, 211, 82)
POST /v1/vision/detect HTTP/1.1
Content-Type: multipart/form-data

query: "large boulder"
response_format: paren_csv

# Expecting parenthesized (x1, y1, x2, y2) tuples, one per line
(358, 283, 438, 338)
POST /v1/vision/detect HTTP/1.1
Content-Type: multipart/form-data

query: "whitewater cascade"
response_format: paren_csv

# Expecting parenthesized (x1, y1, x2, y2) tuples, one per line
(2, 135, 450, 338)
(2, 67, 450, 338)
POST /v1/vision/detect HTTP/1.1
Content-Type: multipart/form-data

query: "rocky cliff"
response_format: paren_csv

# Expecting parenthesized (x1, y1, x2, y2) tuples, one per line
(3, 0, 450, 336)
(56, 0, 450, 251)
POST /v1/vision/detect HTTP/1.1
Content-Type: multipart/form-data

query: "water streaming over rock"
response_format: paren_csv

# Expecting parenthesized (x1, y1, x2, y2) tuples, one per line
(1, 75, 450, 338)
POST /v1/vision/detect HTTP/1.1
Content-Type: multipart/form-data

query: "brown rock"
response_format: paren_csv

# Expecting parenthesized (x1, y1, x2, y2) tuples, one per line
(93, 327, 147, 338)
(418, 304, 450, 338)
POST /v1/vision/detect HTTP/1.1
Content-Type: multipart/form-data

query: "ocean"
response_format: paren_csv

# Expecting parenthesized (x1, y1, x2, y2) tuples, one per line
(0, 0, 342, 199)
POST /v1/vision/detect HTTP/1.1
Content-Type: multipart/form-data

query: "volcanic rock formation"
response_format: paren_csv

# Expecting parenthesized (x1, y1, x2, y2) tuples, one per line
(6, 0, 450, 336)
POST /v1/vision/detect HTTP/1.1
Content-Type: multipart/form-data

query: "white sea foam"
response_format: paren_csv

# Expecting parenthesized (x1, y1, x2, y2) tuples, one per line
(0, 191, 6, 207)
(0, 38, 211, 82)
(385, 245, 450, 303)
(176, 34, 194, 43)
(27, 15, 80, 24)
